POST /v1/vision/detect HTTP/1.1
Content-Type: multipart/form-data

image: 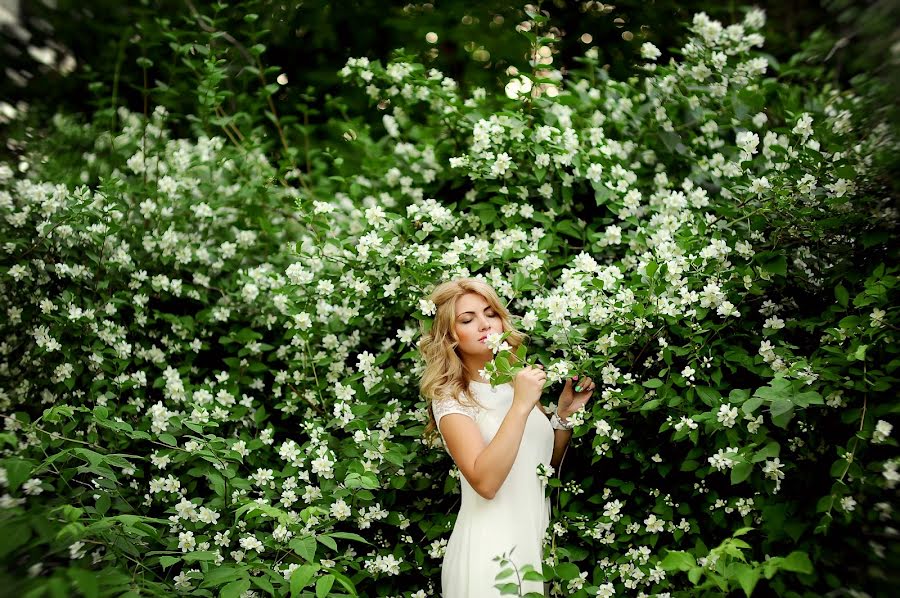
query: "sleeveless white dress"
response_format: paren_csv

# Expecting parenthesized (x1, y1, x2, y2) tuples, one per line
(432, 380, 555, 597)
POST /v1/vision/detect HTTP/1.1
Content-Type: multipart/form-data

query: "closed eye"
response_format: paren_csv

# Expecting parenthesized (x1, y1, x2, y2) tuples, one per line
(461, 310, 498, 324)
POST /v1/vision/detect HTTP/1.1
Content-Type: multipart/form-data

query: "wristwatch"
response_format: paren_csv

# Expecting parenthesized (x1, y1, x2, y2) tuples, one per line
(550, 412, 576, 430)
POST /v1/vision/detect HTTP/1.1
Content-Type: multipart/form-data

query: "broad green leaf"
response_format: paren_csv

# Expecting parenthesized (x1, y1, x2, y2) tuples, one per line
(696, 386, 721, 406)
(327, 532, 371, 545)
(751, 442, 780, 462)
(200, 566, 243, 588)
(95, 493, 111, 516)
(770, 399, 793, 417)
(68, 569, 99, 598)
(220, 579, 251, 598)
(290, 536, 317, 562)
(315, 575, 335, 598)
(316, 534, 338, 551)
(660, 550, 695, 571)
(182, 551, 218, 563)
(732, 563, 760, 596)
(290, 564, 319, 596)
(0, 523, 31, 559)
(554, 562, 580, 580)
(834, 285, 849, 307)
(742, 397, 764, 415)
(329, 569, 358, 596)
(250, 576, 274, 595)
(495, 582, 520, 594)
(731, 461, 752, 484)
(522, 569, 545, 581)
(780, 551, 813, 574)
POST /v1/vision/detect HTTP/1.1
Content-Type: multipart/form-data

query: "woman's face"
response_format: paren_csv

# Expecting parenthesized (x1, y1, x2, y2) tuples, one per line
(453, 292, 502, 357)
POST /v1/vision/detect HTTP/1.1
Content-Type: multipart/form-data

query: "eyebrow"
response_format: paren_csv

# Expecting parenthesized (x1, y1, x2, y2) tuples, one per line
(457, 306, 495, 319)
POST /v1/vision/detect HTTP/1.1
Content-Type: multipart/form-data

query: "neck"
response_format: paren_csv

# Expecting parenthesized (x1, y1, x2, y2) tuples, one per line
(462, 352, 494, 383)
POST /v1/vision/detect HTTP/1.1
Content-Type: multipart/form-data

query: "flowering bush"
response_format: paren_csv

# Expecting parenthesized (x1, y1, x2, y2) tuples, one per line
(1, 6, 898, 597)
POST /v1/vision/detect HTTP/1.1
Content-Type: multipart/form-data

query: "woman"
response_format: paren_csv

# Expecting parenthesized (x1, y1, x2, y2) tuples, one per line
(419, 277, 595, 597)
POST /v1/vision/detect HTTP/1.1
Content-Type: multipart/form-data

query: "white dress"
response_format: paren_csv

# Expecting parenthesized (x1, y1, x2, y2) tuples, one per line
(433, 380, 555, 597)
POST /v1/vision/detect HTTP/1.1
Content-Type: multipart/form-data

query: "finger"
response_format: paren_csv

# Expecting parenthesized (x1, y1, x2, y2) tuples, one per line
(577, 378, 595, 392)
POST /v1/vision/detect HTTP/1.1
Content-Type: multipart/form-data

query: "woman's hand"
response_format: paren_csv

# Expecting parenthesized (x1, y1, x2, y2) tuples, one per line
(557, 374, 595, 420)
(512, 364, 547, 414)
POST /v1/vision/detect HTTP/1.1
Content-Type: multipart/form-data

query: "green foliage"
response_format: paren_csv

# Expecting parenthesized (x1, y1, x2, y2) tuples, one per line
(0, 4, 898, 598)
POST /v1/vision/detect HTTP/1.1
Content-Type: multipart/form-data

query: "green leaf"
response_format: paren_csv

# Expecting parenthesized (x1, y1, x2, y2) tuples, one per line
(751, 442, 780, 462)
(731, 461, 752, 484)
(760, 254, 787, 276)
(316, 534, 338, 551)
(770, 399, 793, 417)
(660, 550, 696, 571)
(329, 570, 358, 596)
(158, 433, 177, 447)
(753, 378, 791, 401)
(495, 567, 514, 580)
(522, 569, 544, 581)
(640, 399, 661, 411)
(556, 220, 583, 240)
(554, 562, 580, 580)
(68, 568, 99, 598)
(816, 495, 834, 513)
(732, 563, 760, 597)
(834, 285, 849, 307)
(220, 579, 251, 598)
(770, 405, 794, 429)
(183, 551, 218, 563)
(251, 576, 274, 595)
(315, 575, 335, 598)
(742, 397, 764, 415)
(2, 458, 34, 491)
(95, 493, 111, 516)
(199, 566, 243, 588)
(327, 531, 371, 545)
(159, 556, 180, 569)
(290, 536, 317, 562)
(515, 344, 527, 362)
(0, 522, 30, 559)
(780, 551, 813, 574)
(696, 386, 721, 406)
(290, 564, 319, 596)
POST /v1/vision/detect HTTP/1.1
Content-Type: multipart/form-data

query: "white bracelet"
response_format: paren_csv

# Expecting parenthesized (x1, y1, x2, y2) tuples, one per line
(550, 412, 575, 431)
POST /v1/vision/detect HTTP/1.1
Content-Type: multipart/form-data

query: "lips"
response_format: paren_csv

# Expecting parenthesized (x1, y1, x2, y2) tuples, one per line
(478, 335, 488, 342)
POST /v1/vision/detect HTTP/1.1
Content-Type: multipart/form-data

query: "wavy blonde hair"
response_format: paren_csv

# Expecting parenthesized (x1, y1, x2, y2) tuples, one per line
(419, 277, 527, 441)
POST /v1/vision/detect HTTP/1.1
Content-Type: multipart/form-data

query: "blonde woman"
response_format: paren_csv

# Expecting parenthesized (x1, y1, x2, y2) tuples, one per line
(419, 277, 595, 597)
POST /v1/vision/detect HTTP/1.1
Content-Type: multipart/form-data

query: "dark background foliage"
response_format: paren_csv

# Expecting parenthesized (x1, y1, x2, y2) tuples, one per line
(2, 0, 897, 129)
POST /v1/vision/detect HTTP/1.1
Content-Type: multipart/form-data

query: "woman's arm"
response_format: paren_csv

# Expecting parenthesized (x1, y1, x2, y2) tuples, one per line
(550, 426, 572, 471)
(440, 401, 533, 500)
(541, 404, 573, 472)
